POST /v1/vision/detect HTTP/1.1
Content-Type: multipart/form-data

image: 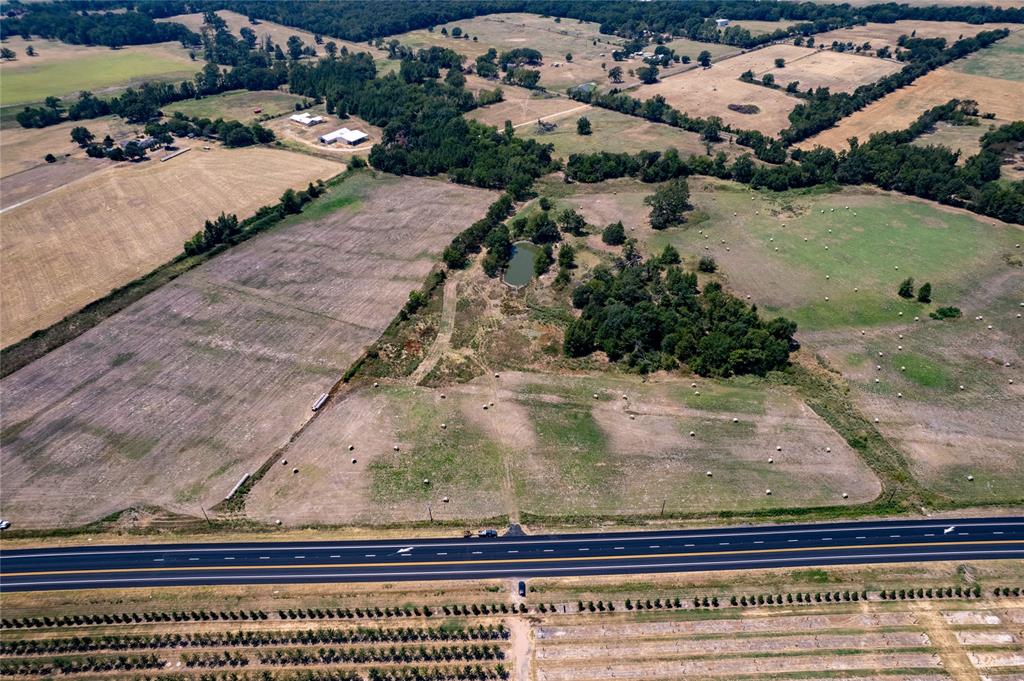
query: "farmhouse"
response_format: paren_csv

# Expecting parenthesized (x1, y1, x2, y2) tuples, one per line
(290, 112, 324, 126)
(715, 18, 730, 28)
(319, 127, 369, 146)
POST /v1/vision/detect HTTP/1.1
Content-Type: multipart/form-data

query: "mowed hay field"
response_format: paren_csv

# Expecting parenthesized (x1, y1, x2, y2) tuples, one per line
(163, 88, 307, 123)
(248, 370, 877, 526)
(631, 177, 1022, 505)
(1, 146, 342, 346)
(814, 20, 1019, 53)
(797, 66, 1024, 150)
(518, 106, 721, 160)
(0, 173, 496, 529)
(391, 13, 625, 91)
(157, 10, 372, 59)
(947, 28, 1024, 82)
(0, 37, 198, 106)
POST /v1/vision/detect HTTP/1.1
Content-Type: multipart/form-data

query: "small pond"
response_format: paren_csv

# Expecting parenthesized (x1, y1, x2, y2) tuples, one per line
(503, 241, 541, 287)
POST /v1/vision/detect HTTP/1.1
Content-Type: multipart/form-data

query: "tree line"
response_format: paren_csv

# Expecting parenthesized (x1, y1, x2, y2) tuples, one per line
(206, 0, 1024, 44)
(563, 101, 1024, 224)
(0, 6, 199, 48)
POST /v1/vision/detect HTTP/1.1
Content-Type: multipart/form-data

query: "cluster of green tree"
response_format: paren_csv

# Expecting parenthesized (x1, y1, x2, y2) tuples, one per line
(0, 7, 199, 49)
(781, 29, 1008, 145)
(475, 48, 500, 79)
(502, 67, 542, 89)
(498, 47, 543, 69)
(564, 256, 797, 376)
(210, 0, 1024, 47)
(183, 182, 323, 256)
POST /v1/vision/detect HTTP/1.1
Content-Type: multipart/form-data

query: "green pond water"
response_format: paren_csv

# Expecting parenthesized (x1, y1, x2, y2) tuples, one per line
(503, 241, 540, 287)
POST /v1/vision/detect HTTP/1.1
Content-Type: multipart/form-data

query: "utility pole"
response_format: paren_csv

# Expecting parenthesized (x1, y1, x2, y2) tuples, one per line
(200, 506, 211, 526)
(427, 504, 433, 522)
(660, 499, 666, 516)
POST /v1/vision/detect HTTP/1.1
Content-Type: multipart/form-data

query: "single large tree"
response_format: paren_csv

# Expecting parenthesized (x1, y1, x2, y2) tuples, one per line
(70, 126, 94, 147)
(645, 178, 691, 230)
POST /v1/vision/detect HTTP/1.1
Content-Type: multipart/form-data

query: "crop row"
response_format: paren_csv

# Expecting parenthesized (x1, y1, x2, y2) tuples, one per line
(1, 624, 507, 657)
(280, 604, 527, 621)
(256, 644, 505, 666)
(1, 653, 162, 676)
(1, 610, 268, 630)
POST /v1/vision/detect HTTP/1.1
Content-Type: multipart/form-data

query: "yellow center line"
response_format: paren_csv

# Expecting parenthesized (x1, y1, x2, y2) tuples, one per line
(2, 540, 1022, 578)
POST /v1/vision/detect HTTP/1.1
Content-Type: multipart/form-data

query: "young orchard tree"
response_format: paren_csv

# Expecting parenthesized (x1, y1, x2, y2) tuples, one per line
(645, 177, 691, 229)
(576, 116, 592, 135)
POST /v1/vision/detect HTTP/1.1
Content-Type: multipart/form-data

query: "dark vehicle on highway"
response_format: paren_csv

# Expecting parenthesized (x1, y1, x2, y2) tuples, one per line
(518, 581, 526, 597)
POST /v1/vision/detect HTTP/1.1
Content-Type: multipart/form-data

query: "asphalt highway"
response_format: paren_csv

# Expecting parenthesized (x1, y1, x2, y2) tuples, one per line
(1, 517, 1022, 592)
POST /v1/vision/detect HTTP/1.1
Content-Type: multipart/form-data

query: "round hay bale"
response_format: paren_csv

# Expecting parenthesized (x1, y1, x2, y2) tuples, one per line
(393, 445, 400, 451)
(842, 493, 848, 499)
(967, 475, 974, 481)
(765, 489, 772, 495)
(768, 457, 774, 464)
(348, 445, 355, 451)
(689, 431, 696, 437)
(825, 447, 832, 453)
(706, 471, 713, 477)
(281, 459, 287, 465)
(351, 458, 357, 464)
(292, 468, 299, 474)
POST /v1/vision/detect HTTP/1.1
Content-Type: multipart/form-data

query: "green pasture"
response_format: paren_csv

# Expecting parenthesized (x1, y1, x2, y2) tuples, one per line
(0, 46, 197, 106)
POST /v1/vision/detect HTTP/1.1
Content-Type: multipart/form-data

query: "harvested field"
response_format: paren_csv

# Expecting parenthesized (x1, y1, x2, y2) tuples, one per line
(0, 173, 496, 529)
(797, 67, 1024, 151)
(247, 369, 878, 526)
(660, 38, 740, 63)
(517, 106, 720, 159)
(390, 13, 626, 90)
(163, 88, 307, 123)
(758, 45, 902, 93)
(631, 51, 805, 135)
(1, 145, 342, 346)
(814, 21, 1018, 55)
(0, 38, 197, 106)
(0, 114, 138, 180)
(157, 10, 371, 59)
(463, 81, 585, 129)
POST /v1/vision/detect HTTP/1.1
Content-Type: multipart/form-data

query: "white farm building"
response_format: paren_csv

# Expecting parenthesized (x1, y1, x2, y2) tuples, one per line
(319, 127, 369, 146)
(290, 112, 324, 126)
(715, 18, 730, 28)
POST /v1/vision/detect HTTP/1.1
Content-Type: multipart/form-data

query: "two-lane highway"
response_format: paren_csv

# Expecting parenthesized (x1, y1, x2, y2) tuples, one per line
(2, 517, 1022, 592)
